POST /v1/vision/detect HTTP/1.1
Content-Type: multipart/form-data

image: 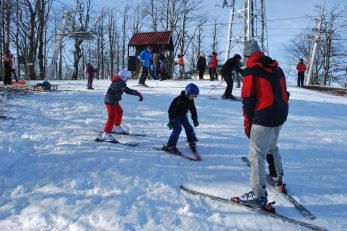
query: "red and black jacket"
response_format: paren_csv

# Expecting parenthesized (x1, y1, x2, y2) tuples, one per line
(241, 52, 289, 129)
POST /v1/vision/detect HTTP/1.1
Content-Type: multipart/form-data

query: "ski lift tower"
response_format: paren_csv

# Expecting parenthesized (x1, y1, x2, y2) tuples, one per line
(47, 9, 95, 80)
(222, 0, 268, 62)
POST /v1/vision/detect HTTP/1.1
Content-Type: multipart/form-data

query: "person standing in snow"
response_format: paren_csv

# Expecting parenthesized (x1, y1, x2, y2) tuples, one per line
(101, 69, 144, 141)
(2, 50, 13, 85)
(208, 52, 218, 81)
(221, 54, 242, 99)
(177, 54, 186, 79)
(296, 58, 306, 87)
(158, 52, 170, 81)
(163, 83, 200, 159)
(138, 46, 153, 86)
(197, 54, 206, 80)
(86, 63, 97, 90)
(9, 52, 18, 82)
(232, 39, 290, 208)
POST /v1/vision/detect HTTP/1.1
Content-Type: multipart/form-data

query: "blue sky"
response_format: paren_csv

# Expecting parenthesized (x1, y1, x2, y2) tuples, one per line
(58, 0, 346, 67)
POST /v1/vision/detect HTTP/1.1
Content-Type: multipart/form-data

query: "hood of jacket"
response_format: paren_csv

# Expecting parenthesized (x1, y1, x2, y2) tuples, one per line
(246, 52, 278, 73)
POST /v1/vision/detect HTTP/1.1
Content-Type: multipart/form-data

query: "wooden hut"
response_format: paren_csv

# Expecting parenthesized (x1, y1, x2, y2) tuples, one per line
(128, 31, 174, 75)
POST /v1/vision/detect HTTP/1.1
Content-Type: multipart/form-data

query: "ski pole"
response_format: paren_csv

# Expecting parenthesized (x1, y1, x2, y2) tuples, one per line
(208, 80, 225, 94)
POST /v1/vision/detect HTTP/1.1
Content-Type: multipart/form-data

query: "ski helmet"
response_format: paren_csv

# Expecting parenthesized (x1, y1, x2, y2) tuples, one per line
(118, 69, 131, 81)
(185, 83, 199, 97)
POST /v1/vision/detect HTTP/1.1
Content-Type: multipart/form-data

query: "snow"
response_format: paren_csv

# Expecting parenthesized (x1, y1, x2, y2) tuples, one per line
(0, 79, 346, 231)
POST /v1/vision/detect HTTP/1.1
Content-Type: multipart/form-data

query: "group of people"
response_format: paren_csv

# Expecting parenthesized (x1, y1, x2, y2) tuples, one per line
(98, 39, 290, 210)
(138, 46, 171, 86)
(1, 50, 18, 85)
(196, 52, 218, 81)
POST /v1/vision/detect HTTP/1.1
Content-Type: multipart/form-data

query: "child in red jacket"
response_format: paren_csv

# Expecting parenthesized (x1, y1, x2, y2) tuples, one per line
(101, 69, 143, 141)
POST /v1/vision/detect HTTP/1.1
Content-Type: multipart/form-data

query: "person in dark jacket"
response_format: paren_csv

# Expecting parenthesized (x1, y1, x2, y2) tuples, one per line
(197, 54, 206, 80)
(221, 54, 242, 99)
(296, 58, 306, 87)
(101, 69, 143, 141)
(163, 83, 200, 159)
(2, 50, 13, 85)
(158, 52, 170, 81)
(86, 63, 97, 89)
(232, 39, 290, 209)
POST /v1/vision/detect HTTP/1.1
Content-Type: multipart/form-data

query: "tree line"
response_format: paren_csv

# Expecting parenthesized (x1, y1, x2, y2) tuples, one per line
(1, 0, 346, 86)
(285, 5, 347, 86)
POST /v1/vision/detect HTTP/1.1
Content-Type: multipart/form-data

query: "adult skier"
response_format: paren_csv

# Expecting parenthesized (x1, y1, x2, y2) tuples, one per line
(86, 63, 97, 90)
(232, 39, 289, 209)
(138, 46, 153, 86)
(296, 58, 306, 87)
(221, 54, 242, 99)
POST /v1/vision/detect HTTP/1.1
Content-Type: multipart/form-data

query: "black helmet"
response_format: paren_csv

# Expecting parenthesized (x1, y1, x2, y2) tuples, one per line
(234, 54, 241, 60)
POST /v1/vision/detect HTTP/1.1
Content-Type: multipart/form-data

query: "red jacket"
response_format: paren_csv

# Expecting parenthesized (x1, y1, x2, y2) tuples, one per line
(241, 52, 289, 129)
(209, 54, 218, 68)
(296, 63, 306, 73)
(2, 53, 12, 69)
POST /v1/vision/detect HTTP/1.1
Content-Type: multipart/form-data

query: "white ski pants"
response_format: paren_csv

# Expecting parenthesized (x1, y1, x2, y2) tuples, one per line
(248, 124, 283, 197)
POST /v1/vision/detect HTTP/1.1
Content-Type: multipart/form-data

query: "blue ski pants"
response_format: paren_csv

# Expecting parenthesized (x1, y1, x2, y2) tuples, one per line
(167, 115, 197, 147)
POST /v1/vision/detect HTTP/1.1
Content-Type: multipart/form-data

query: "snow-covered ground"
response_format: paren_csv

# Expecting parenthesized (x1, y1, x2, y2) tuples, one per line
(0, 79, 346, 231)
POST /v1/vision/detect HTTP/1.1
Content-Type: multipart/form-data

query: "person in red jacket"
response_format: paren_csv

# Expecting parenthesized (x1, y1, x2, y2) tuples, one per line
(231, 39, 290, 210)
(101, 69, 143, 141)
(296, 59, 306, 87)
(208, 52, 218, 81)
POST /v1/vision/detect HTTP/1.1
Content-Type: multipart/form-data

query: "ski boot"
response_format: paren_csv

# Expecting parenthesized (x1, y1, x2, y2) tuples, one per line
(112, 126, 128, 134)
(189, 142, 201, 160)
(231, 191, 275, 213)
(268, 175, 287, 194)
(162, 145, 181, 155)
(101, 132, 117, 142)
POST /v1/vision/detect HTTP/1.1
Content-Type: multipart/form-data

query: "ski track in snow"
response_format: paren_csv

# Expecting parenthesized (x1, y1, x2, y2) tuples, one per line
(0, 79, 346, 231)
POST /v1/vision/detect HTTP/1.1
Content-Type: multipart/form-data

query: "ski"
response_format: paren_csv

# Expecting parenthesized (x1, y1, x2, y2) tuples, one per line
(152, 146, 200, 161)
(94, 138, 139, 146)
(97, 130, 146, 137)
(180, 186, 326, 231)
(112, 131, 146, 137)
(241, 157, 316, 220)
(208, 96, 242, 101)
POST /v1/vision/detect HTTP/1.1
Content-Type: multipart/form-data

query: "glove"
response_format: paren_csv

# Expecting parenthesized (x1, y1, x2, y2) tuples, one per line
(193, 121, 199, 127)
(167, 120, 174, 130)
(137, 92, 143, 101)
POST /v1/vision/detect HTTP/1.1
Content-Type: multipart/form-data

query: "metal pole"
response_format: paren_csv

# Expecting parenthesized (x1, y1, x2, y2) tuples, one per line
(224, 0, 235, 63)
(306, 0, 325, 85)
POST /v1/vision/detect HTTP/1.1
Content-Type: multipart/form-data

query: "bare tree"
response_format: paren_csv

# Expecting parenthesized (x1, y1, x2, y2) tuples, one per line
(37, 0, 53, 80)
(70, 0, 92, 80)
(1, 0, 15, 52)
(121, 4, 130, 69)
(211, 17, 219, 53)
(107, 8, 118, 77)
(143, 0, 158, 32)
(285, 5, 347, 86)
